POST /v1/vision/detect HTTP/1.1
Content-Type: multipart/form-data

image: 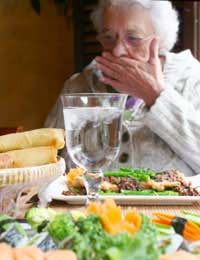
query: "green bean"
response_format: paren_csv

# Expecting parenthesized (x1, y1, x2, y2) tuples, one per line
(121, 189, 156, 195)
(104, 171, 130, 177)
(121, 190, 179, 196)
(156, 191, 179, 196)
(104, 170, 151, 181)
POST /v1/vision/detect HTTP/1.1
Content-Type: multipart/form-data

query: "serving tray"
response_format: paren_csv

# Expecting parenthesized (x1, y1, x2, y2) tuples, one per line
(41, 174, 200, 206)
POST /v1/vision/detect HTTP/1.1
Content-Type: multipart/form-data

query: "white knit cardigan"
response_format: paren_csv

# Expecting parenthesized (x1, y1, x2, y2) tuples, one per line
(45, 50, 200, 176)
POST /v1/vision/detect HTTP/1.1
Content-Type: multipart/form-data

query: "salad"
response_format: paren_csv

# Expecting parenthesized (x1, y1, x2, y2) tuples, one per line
(0, 199, 200, 260)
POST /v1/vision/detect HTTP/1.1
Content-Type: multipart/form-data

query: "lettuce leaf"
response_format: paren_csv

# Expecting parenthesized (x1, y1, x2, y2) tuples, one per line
(118, 214, 159, 260)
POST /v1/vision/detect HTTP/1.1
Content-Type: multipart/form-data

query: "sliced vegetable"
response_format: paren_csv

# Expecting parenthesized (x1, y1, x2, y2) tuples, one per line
(86, 199, 141, 235)
(153, 223, 175, 236)
(152, 212, 200, 241)
(182, 211, 200, 227)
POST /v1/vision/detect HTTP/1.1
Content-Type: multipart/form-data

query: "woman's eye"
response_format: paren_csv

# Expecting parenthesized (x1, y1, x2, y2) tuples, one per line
(104, 35, 114, 40)
(128, 36, 140, 41)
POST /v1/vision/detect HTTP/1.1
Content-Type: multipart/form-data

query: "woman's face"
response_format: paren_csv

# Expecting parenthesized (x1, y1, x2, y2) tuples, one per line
(99, 5, 155, 61)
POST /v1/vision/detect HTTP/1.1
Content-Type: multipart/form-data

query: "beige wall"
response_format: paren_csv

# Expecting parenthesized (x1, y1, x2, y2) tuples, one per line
(0, 1, 74, 130)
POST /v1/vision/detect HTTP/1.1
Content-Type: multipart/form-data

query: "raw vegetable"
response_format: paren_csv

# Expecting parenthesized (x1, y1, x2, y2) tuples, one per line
(71, 213, 159, 260)
(119, 214, 159, 260)
(152, 212, 200, 241)
(182, 211, 200, 227)
(153, 224, 183, 255)
(25, 208, 57, 230)
(47, 213, 76, 242)
(56, 200, 159, 260)
(86, 199, 141, 234)
(153, 223, 175, 236)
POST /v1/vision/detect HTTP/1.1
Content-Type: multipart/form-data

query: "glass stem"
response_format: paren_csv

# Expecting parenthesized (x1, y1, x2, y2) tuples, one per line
(127, 128, 135, 167)
(83, 169, 103, 205)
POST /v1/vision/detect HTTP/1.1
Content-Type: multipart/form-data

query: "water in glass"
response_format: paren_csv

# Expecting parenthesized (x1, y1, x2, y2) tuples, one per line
(62, 94, 127, 204)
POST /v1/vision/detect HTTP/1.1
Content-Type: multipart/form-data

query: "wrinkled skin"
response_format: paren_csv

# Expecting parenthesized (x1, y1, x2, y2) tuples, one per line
(95, 5, 165, 107)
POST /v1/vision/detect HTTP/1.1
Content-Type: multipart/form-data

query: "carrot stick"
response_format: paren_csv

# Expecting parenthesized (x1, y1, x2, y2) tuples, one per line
(185, 222, 200, 234)
(153, 213, 173, 225)
(183, 228, 200, 238)
(153, 212, 174, 218)
(154, 213, 174, 221)
(152, 219, 171, 226)
(183, 230, 200, 241)
(187, 220, 200, 231)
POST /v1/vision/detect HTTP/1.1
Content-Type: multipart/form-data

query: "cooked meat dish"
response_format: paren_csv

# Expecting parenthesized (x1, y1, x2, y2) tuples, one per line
(63, 168, 200, 196)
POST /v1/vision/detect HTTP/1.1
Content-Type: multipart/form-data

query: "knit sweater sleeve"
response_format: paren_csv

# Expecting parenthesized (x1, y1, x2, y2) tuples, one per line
(143, 73, 200, 173)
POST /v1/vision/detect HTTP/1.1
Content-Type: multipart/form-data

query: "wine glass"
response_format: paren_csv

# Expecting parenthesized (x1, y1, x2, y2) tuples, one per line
(62, 93, 127, 204)
(123, 96, 144, 164)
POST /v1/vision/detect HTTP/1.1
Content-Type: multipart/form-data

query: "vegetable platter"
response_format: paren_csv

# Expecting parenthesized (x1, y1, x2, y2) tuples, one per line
(1, 199, 200, 260)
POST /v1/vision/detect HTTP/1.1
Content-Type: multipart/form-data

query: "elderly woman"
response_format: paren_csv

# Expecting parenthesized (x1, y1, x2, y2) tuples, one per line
(45, 0, 200, 176)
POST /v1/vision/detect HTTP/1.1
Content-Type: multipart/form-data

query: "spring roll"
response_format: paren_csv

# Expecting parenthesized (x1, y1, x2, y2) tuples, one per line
(0, 146, 57, 168)
(0, 128, 65, 152)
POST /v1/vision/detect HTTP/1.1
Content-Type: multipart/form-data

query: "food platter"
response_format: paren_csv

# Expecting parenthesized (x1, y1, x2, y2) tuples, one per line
(42, 174, 200, 206)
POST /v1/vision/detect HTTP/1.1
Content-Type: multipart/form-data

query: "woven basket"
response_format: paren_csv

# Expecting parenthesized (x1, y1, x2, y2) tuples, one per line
(0, 157, 66, 216)
(0, 157, 65, 187)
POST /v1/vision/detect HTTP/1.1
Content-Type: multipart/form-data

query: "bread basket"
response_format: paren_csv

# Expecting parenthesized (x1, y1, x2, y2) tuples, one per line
(0, 156, 65, 217)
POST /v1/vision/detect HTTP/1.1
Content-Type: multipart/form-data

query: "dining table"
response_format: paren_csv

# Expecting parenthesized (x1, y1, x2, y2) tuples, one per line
(1, 182, 200, 259)
(49, 200, 200, 217)
(1, 175, 200, 219)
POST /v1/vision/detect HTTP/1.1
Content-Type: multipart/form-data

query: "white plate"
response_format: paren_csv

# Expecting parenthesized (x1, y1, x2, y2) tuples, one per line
(41, 174, 200, 206)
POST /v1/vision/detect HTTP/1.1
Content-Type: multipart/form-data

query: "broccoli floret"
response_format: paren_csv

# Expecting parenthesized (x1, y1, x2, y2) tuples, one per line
(76, 214, 102, 234)
(47, 213, 76, 242)
(25, 208, 57, 229)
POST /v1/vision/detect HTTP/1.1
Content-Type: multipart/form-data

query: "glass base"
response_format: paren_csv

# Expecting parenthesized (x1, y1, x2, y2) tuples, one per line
(83, 170, 103, 205)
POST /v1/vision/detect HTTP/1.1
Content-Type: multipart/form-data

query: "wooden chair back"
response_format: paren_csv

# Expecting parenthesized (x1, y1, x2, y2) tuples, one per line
(0, 126, 23, 136)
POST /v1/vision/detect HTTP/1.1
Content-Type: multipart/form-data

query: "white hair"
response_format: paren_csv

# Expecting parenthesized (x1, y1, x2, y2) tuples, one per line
(91, 0, 179, 51)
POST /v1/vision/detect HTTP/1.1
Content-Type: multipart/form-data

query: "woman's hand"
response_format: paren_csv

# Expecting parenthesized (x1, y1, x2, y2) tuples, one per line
(95, 38, 165, 107)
